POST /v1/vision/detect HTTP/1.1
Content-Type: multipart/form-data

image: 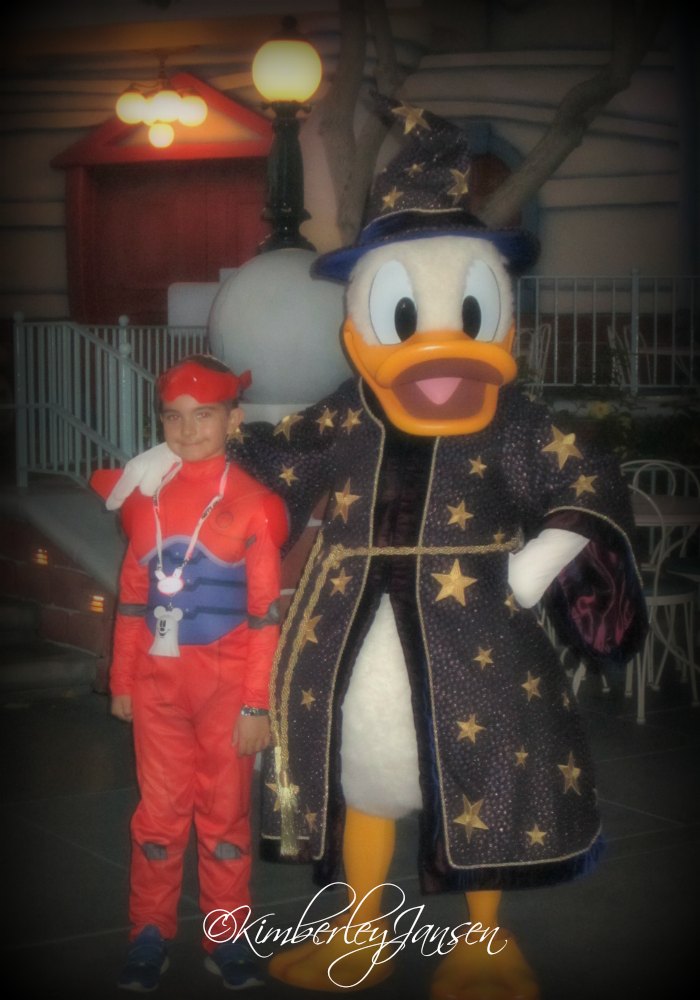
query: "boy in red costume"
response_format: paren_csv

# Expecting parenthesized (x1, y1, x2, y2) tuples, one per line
(91, 355, 287, 992)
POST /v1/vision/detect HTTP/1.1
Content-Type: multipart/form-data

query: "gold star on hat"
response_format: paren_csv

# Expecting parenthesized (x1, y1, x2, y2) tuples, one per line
(453, 796, 489, 843)
(542, 426, 583, 469)
(392, 101, 429, 134)
(447, 167, 470, 204)
(515, 747, 529, 767)
(469, 457, 487, 477)
(381, 186, 403, 211)
(432, 560, 477, 606)
(526, 823, 547, 847)
(571, 474, 597, 498)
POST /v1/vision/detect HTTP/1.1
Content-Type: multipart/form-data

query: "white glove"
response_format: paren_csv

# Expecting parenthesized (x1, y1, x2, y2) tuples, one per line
(507, 528, 589, 608)
(105, 443, 182, 511)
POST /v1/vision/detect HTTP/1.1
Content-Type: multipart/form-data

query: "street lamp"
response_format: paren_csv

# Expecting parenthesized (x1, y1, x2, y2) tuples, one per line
(252, 16, 322, 252)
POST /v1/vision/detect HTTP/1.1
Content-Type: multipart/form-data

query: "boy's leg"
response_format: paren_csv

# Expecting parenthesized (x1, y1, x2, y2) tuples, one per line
(129, 674, 196, 942)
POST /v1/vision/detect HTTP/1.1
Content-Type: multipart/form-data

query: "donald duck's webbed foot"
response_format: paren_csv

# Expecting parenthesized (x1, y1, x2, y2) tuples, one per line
(430, 931, 540, 1000)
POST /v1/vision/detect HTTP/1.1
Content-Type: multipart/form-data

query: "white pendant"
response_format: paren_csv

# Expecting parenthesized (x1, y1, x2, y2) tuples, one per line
(155, 567, 184, 596)
(149, 606, 184, 657)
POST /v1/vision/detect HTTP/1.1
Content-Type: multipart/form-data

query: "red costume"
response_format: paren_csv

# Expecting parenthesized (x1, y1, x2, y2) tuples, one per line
(92, 455, 287, 949)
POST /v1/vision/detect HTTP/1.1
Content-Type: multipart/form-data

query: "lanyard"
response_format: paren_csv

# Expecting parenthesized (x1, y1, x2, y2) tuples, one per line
(152, 461, 230, 597)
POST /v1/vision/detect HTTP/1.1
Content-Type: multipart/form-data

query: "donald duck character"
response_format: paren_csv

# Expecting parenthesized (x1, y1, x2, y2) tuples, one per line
(108, 103, 646, 999)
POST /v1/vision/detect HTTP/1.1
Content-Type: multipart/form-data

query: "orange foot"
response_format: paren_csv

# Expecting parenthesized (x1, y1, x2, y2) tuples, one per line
(430, 931, 540, 1000)
(268, 919, 395, 992)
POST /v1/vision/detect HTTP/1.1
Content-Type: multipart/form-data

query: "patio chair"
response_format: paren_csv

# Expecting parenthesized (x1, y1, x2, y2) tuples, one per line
(622, 464, 699, 723)
(517, 323, 551, 398)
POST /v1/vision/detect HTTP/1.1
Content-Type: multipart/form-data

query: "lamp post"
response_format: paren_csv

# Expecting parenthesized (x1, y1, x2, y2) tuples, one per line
(252, 17, 322, 253)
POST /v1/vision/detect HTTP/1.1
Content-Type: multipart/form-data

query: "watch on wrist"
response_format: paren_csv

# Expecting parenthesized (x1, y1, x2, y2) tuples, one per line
(240, 705, 269, 717)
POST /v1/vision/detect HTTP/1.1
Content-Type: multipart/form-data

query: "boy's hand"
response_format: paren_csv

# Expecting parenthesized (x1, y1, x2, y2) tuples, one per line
(111, 694, 133, 722)
(106, 443, 182, 510)
(233, 714, 271, 756)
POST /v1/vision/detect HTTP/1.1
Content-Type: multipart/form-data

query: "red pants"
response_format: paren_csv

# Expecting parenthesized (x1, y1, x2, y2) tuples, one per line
(129, 645, 254, 951)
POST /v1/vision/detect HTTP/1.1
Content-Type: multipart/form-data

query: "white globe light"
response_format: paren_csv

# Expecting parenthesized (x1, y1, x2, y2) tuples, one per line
(141, 97, 161, 126)
(116, 89, 147, 124)
(252, 38, 322, 103)
(150, 88, 183, 123)
(149, 122, 175, 148)
(178, 94, 208, 127)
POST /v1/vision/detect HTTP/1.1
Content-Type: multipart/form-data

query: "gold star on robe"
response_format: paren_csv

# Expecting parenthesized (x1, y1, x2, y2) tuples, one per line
(453, 796, 489, 843)
(504, 592, 519, 616)
(457, 714, 486, 744)
(266, 780, 300, 812)
(300, 615, 322, 648)
(469, 457, 487, 477)
(304, 809, 318, 832)
(279, 465, 298, 486)
(557, 752, 582, 795)
(341, 408, 362, 433)
(432, 560, 477, 606)
(541, 426, 583, 469)
(493, 529, 506, 545)
(405, 162, 424, 177)
(330, 567, 353, 595)
(227, 425, 247, 444)
(521, 672, 542, 701)
(447, 167, 470, 203)
(473, 647, 494, 670)
(316, 407, 337, 434)
(571, 474, 597, 498)
(273, 413, 303, 441)
(447, 500, 473, 530)
(515, 747, 529, 767)
(301, 689, 316, 710)
(526, 824, 547, 847)
(381, 186, 403, 211)
(393, 102, 429, 133)
(331, 480, 361, 524)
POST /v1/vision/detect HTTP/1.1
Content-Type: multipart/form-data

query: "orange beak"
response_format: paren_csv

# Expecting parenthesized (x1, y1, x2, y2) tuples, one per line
(343, 320, 517, 436)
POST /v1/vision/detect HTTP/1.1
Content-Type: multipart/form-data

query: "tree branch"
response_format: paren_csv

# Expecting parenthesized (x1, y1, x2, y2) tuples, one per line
(480, 0, 664, 228)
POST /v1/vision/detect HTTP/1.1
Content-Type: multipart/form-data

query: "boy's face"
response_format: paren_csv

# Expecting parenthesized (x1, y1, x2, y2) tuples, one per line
(160, 394, 243, 462)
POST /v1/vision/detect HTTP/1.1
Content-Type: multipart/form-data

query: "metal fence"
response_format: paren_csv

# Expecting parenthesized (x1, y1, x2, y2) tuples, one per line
(9, 273, 698, 487)
(515, 271, 698, 394)
(12, 317, 208, 487)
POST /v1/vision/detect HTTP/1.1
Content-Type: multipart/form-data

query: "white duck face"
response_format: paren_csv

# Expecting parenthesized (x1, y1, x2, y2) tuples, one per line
(342, 235, 518, 436)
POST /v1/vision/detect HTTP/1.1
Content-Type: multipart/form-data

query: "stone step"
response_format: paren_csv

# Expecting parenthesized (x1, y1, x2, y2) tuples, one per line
(0, 597, 41, 646)
(0, 640, 97, 701)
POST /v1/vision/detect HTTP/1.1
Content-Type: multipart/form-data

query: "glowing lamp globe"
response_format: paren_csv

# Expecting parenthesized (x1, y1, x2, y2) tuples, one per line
(178, 94, 208, 127)
(150, 88, 183, 123)
(252, 37, 322, 103)
(149, 122, 175, 148)
(116, 89, 147, 125)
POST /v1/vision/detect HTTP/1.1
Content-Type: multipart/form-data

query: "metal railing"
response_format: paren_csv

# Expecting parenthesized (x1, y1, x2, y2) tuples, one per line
(515, 271, 698, 394)
(8, 273, 698, 488)
(12, 316, 207, 487)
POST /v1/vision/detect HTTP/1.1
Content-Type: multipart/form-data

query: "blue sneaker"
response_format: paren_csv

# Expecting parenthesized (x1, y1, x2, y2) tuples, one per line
(118, 925, 170, 992)
(204, 941, 264, 990)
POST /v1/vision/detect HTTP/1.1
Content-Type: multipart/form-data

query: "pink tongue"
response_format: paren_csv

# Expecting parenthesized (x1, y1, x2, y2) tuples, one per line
(415, 376, 462, 405)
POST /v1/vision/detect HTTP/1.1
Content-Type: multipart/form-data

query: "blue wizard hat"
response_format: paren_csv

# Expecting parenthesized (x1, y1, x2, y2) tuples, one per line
(313, 97, 539, 282)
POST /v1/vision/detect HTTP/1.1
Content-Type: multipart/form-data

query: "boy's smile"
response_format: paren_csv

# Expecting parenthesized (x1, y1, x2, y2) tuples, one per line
(160, 394, 242, 462)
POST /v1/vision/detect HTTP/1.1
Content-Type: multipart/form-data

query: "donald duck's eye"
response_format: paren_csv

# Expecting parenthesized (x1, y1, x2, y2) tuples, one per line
(369, 260, 417, 344)
(462, 260, 502, 341)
